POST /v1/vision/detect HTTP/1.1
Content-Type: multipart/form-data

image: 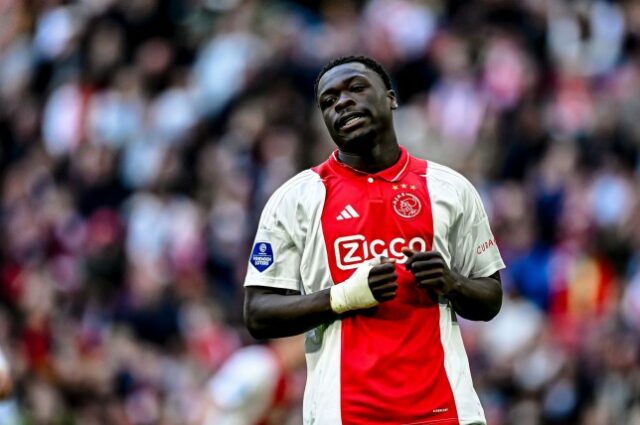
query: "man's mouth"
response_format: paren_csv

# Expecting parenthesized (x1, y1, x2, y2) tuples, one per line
(337, 112, 367, 131)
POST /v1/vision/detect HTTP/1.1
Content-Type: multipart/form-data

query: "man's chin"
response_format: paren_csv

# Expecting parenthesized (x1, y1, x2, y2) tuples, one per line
(335, 129, 377, 152)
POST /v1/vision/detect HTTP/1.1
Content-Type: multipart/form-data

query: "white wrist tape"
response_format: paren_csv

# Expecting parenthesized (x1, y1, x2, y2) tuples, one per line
(330, 258, 381, 314)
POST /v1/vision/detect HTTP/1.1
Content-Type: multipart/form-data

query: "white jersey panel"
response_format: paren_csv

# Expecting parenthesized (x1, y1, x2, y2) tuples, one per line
(298, 177, 342, 424)
(244, 169, 342, 423)
(427, 161, 503, 425)
(426, 161, 505, 278)
(437, 304, 486, 425)
(303, 320, 342, 425)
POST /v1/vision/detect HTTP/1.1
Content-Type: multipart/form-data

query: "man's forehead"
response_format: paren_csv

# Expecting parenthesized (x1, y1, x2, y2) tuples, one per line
(318, 62, 382, 94)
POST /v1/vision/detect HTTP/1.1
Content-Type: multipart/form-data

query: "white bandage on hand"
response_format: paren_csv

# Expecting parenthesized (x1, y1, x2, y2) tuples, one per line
(330, 258, 382, 314)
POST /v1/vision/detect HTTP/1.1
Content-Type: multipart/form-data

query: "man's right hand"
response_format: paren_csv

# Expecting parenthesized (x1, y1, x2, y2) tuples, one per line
(329, 257, 398, 314)
(368, 257, 398, 303)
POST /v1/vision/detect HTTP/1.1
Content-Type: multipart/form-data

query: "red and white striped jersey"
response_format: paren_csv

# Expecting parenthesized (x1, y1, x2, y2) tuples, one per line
(245, 147, 505, 425)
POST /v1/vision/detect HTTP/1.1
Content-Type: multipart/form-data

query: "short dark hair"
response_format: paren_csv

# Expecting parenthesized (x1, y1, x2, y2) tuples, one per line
(314, 55, 393, 100)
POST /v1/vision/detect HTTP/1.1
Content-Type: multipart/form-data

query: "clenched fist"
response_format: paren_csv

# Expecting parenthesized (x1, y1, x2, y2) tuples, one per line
(402, 248, 458, 298)
(368, 257, 398, 303)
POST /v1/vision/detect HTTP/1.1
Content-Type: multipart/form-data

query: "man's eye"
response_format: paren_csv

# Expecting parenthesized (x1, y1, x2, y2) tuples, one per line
(321, 97, 336, 108)
(351, 85, 364, 92)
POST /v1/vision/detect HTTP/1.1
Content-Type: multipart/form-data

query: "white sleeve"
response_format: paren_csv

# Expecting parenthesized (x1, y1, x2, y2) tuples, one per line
(244, 177, 306, 291)
(450, 180, 505, 278)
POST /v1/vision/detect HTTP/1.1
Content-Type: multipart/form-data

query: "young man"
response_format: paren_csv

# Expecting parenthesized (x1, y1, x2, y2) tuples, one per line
(244, 55, 505, 425)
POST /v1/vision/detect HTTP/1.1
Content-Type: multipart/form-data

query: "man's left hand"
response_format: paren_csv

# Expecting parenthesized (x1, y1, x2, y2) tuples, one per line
(402, 248, 459, 297)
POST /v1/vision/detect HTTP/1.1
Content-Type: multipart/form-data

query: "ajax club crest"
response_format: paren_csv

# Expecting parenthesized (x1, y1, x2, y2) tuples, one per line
(392, 191, 422, 219)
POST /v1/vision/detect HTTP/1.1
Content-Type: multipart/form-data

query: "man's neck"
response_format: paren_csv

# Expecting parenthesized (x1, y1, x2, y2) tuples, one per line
(337, 140, 401, 174)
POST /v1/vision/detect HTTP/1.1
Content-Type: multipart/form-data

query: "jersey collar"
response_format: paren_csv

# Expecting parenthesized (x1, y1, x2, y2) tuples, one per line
(330, 146, 410, 182)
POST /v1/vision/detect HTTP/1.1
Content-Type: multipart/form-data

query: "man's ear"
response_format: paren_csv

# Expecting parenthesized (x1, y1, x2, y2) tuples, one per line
(387, 90, 398, 109)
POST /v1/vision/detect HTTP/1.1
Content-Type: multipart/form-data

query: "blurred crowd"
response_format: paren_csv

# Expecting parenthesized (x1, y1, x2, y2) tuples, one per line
(1, 0, 640, 423)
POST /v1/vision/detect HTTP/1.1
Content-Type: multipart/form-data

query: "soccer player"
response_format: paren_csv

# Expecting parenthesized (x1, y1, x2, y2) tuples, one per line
(243, 55, 505, 425)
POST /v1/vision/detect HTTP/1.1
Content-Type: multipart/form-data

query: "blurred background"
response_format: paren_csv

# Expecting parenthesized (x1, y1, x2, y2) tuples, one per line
(1, 0, 640, 423)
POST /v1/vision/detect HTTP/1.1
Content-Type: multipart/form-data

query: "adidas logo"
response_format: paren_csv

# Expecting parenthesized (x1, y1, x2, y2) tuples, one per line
(337, 205, 360, 221)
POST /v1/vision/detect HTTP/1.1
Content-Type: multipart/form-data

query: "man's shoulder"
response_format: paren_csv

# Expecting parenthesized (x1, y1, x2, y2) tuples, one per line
(274, 169, 323, 195)
(423, 160, 474, 193)
(262, 169, 325, 217)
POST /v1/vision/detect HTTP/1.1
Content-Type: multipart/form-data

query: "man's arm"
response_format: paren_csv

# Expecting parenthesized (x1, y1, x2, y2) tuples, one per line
(244, 259, 398, 339)
(403, 249, 502, 321)
(444, 271, 502, 321)
(244, 287, 336, 340)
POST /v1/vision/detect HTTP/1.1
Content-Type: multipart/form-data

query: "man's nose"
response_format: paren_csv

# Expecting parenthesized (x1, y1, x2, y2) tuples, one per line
(335, 92, 355, 111)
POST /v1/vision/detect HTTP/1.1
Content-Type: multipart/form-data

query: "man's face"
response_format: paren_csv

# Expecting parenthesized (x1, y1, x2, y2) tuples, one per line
(317, 62, 397, 151)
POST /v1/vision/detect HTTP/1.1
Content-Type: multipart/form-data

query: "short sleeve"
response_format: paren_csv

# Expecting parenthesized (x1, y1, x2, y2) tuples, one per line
(243, 179, 305, 291)
(450, 180, 505, 278)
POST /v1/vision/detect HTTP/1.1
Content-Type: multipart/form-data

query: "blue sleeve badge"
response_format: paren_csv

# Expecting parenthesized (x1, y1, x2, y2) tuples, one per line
(250, 242, 274, 272)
